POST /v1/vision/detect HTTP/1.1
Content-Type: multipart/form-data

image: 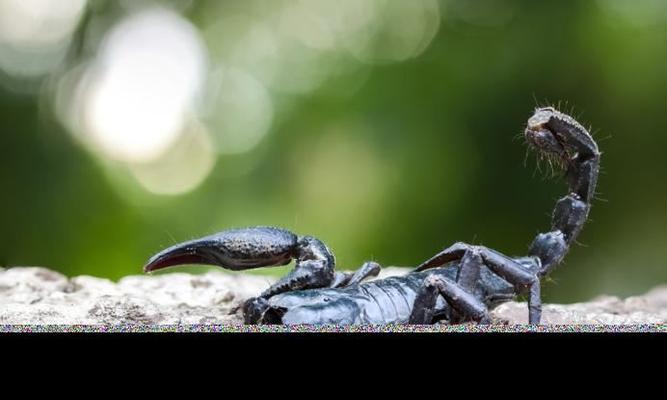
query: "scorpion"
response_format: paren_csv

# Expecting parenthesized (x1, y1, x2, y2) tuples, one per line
(144, 107, 600, 325)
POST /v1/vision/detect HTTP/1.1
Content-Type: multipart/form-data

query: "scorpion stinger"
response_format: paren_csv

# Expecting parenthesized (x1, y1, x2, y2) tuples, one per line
(413, 107, 600, 324)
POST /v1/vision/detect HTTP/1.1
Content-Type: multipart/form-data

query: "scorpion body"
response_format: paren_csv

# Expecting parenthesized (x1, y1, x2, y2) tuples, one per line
(245, 262, 517, 324)
(144, 107, 600, 325)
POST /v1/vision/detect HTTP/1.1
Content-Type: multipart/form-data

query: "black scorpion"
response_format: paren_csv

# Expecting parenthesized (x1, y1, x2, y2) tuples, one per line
(144, 107, 600, 325)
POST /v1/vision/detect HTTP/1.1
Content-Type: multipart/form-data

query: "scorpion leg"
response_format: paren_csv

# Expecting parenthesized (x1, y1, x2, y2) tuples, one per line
(416, 242, 542, 324)
(330, 261, 382, 288)
(409, 267, 490, 325)
(473, 246, 542, 324)
(410, 250, 491, 324)
(414, 242, 468, 272)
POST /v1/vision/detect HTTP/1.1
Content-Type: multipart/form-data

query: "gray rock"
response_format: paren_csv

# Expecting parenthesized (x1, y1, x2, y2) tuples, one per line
(0, 266, 665, 326)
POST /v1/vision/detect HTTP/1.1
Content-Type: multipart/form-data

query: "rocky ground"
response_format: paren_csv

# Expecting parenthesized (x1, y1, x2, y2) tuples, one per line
(0, 266, 665, 327)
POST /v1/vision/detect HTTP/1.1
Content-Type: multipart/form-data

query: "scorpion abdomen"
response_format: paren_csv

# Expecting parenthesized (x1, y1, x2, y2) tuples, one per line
(357, 278, 417, 323)
(353, 271, 456, 324)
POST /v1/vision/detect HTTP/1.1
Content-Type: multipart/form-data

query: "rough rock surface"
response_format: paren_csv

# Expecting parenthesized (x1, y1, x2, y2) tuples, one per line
(1, 266, 666, 325)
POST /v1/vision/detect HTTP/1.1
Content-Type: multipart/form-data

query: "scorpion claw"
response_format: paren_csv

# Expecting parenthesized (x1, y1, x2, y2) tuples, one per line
(143, 238, 221, 273)
(143, 227, 299, 273)
(144, 226, 337, 298)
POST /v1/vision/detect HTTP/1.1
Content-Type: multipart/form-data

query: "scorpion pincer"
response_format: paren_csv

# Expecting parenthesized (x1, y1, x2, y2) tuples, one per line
(144, 107, 601, 325)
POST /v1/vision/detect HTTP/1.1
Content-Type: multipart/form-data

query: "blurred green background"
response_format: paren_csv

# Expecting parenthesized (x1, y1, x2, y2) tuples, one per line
(1, 0, 665, 303)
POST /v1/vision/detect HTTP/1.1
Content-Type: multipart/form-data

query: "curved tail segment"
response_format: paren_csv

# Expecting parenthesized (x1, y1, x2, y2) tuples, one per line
(525, 107, 601, 277)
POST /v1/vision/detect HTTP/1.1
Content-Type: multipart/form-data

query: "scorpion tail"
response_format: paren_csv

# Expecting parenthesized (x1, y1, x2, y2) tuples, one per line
(524, 107, 601, 276)
(143, 226, 298, 273)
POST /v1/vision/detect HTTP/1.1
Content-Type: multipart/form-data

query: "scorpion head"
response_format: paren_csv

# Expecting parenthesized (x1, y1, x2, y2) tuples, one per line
(525, 107, 566, 157)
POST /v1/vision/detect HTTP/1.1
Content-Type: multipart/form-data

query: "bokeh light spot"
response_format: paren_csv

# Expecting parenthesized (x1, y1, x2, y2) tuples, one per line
(203, 68, 273, 154)
(0, 0, 86, 80)
(81, 7, 207, 163)
(129, 118, 216, 196)
(278, 1, 337, 51)
(597, 0, 667, 27)
(0, 0, 86, 47)
(203, 14, 281, 91)
(343, 0, 441, 64)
